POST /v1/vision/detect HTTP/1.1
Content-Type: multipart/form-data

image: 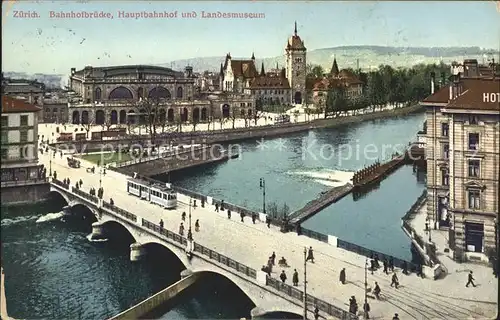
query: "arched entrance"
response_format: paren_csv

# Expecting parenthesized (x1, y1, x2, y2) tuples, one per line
(222, 104, 230, 118)
(201, 108, 208, 121)
(167, 109, 174, 123)
(95, 110, 105, 125)
(119, 110, 127, 124)
(159, 109, 166, 123)
(109, 86, 133, 99)
(180, 108, 188, 122)
(72, 111, 80, 124)
(294, 91, 302, 104)
(192, 108, 200, 123)
(81, 111, 89, 124)
(110, 110, 118, 124)
(148, 87, 171, 100)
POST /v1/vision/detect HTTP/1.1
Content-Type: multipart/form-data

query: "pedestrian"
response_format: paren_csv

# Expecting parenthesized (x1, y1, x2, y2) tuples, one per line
(466, 271, 476, 287)
(389, 257, 394, 272)
(110, 198, 114, 206)
(402, 261, 409, 275)
(373, 282, 381, 299)
(390, 272, 399, 289)
(383, 259, 389, 274)
(195, 219, 200, 232)
(306, 246, 314, 263)
(314, 305, 319, 320)
(280, 270, 287, 283)
(252, 213, 256, 224)
(374, 255, 380, 268)
(159, 219, 164, 229)
(271, 251, 276, 265)
(227, 209, 231, 219)
(363, 301, 370, 319)
(349, 296, 358, 314)
(266, 216, 271, 228)
(220, 200, 225, 211)
(182, 211, 186, 221)
(292, 269, 299, 286)
(79, 179, 83, 187)
(370, 259, 375, 274)
(392, 313, 400, 320)
(339, 268, 346, 285)
(179, 222, 184, 236)
(240, 211, 245, 222)
(215, 203, 219, 212)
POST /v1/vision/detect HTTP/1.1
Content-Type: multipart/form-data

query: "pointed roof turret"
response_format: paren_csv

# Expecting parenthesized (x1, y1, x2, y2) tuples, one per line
(251, 52, 255, 60)
(220, 63, 223, 75)
(330, 56, 339, 76)
(260, 62, 265, 76)
(294, 21, 297, 36)
(286, 21, 306, 51)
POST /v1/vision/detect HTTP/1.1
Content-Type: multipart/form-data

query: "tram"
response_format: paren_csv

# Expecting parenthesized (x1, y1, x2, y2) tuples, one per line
(126, 177, 177, 209)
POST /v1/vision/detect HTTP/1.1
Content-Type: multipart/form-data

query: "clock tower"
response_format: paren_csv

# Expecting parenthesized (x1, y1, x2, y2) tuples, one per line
(285, 21, 307, 104)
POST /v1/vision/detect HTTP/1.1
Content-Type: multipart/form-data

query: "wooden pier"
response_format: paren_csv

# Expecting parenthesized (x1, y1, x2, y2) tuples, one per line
(288, 183, 354, 226)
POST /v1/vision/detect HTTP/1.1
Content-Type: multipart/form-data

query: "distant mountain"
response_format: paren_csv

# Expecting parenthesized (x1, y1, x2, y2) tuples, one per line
(5, 46, 498, 86)
(161, 45, 499, 72)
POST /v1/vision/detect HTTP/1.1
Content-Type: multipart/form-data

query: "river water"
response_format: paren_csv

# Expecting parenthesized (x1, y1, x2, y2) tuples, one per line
(1, 112, 425, 319)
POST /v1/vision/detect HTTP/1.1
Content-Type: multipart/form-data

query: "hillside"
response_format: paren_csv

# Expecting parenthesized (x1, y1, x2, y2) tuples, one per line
(161, 45, 499, 72)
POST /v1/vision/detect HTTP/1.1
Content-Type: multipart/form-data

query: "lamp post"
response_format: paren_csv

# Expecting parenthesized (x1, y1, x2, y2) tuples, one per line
(49, 148, 52, 177)
(303, 247, 307, 320)
(188, 197, 193, 241)
(364, 258, 370, 319)
(426, 216, 432, 242)
(259, 178, 266, 214)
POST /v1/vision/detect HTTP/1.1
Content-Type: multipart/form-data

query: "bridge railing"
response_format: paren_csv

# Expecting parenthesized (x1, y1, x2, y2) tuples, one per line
(141, 218, 188, 246)
(52, 178, 70, 190)
(192, 242, 257, 279)
(300, 227, 329, 243)
(266, 277, 357, 320)
(102, 201, 138, 223)
(71, 186, 98, 203)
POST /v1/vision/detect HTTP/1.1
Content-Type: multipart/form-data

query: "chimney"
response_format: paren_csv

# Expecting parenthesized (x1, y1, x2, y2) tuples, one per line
(430, 72, 436, 94)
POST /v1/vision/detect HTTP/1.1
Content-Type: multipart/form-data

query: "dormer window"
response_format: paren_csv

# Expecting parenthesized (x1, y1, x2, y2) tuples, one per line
(469, 115, 478, 125)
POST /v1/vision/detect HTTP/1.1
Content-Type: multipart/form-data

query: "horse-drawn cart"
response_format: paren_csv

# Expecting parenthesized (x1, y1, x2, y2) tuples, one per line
(67, 157, 81, 168)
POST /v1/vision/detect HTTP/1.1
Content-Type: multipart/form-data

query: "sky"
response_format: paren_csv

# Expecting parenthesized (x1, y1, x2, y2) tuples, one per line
(2, 0, 500, 74)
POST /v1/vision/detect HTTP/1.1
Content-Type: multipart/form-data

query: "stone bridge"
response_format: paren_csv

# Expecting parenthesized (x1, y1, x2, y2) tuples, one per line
(49, 182, 350, 319)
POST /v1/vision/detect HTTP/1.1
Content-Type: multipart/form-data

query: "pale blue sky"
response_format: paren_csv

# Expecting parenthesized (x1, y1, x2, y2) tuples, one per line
(2, 1, 499, 74)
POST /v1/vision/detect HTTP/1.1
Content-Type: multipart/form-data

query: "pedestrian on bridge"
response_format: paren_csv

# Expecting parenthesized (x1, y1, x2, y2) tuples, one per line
(79, 179, 83, 188)
(215, 203, 219, 212)
(266, 216, 271, 228)
(271, 251, 276, 265)
(306, 246, 314, 263)
(195, 219, 200, 232)
(251, 213, 256, 224)
(389, 257, 394, 272)
(159, 219, 164, 229)
(280, 270, 287, 283)
(240, 211, 245, 222)
(392, 313, 399, 320)
(110, 198, 114, 206)
(383, 259, 389, 274)
(339, 268, 346, 285)
(179, 222, 185, 236)
(349, 296, 358, 314)
(373, 282, 381, 299)
(390, 272, 399, 289)
(182, 211, 186, 221)
(314, 305, 319, 320)
(227, 209, 231, 219)
(466, 271, 476, 287)
(292, 269, 299, 286)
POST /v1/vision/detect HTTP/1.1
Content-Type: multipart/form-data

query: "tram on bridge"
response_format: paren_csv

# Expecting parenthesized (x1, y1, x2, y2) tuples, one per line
(126, 177, 177, 209)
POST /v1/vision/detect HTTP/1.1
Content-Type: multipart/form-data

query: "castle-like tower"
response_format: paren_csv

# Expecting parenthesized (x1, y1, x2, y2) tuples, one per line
(285, 21, 307, 104)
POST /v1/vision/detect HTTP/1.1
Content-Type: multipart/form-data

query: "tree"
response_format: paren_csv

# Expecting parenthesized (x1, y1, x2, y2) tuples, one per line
(101, 110, 113, 131)
(325, 86, 346, 118)
(81, 111, 95, 138)
(133, 97, 161, 145)
(309, 65, 325, 78)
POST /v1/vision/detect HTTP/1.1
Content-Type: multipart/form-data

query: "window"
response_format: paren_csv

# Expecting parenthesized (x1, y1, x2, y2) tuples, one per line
(441, 123, 449, 137)
(468, 159, 480, 177)
(469, 115, 478, 125)
(468, 189, 480, 209)
(468, 133, 479, 150)
(1, 148, 7, 159)
(441, 168, 449, 186)
(1, 131, 7, 143)
(19, 147, 25, 159)
(1, 116, 7, 127)
(443, 144, 449, 159)
(20, 115, 28, 126)
(20, 130, 28, 143)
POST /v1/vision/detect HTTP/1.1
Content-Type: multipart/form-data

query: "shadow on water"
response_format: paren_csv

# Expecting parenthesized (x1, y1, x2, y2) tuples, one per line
(256, 311, 303, 319)
(153, 272, 256, 319)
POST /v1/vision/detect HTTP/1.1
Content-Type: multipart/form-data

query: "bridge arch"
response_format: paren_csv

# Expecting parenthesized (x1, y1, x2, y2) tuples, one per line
(99, 219, 137, 242)
(70, 203, 98, 222)
(47, 190, 70, 206)
(251, 308, 303, 319)
(140, 241, 188, 267)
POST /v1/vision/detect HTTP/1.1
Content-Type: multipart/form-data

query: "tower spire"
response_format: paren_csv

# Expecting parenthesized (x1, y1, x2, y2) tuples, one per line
(261, 62, 265, 76)
(251, 52, 255, 60)
(294, 21, 297, 36)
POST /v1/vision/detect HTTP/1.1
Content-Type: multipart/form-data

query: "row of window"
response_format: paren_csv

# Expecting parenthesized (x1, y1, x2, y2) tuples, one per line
(440, 159, 481, 186)
(92, 86, 185, 101)
(1, 115, 29, 127)
(150, 189, 177, 200)
(256, 89, 288, 95)
(1, 130, 30, 143)
(440, 116, 480, 138)
(441, 133, 479, 159)
(1, 147, 28, 160)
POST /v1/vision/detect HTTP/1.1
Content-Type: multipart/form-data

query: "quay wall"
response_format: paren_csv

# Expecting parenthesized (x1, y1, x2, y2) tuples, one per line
(108, 272, 201, 320)
(0, 182, 50, 206)
(50, 104, 424, 152)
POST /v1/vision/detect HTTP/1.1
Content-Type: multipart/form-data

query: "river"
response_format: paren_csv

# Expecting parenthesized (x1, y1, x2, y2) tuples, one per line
(1, 112, 425, 319)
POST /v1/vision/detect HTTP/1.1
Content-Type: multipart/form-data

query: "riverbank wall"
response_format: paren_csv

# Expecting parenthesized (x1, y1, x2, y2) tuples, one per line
(0, 181, 50, 207)
(50, 104, 424, 153)
(108, 272, 200, 320)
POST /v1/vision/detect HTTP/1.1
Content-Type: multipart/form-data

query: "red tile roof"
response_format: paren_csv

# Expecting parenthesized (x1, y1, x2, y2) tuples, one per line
(286, 35, 306, 51)
(445, 78, 500, 112)
(421, 85, 450, 104)
(249, 74, 290, 89)
(1, 95, 41, 113)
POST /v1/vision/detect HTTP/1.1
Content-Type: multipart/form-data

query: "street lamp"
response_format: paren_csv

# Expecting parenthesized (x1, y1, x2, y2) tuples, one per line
(259, 178, 266, 214)
(364, 258, 370, 319)
(49, 148, 52, 177)
(303, 247, 308, 320)
(426, 216, 432, 242)
(187, 197, 193, 241)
